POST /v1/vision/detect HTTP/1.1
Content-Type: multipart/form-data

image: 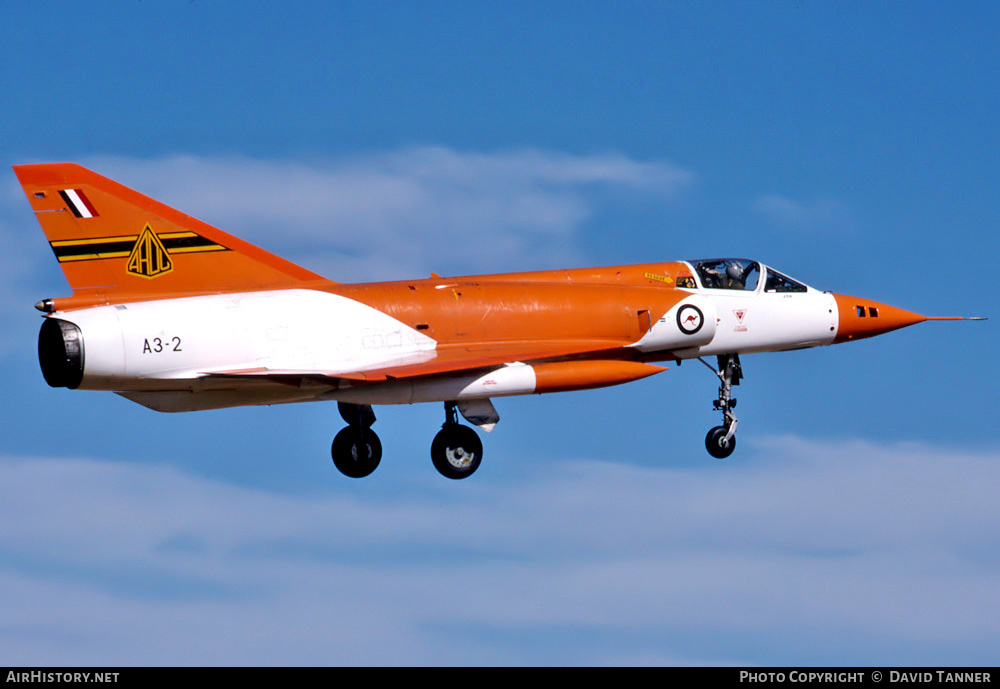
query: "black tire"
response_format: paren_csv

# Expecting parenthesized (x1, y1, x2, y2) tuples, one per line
(331, 426, 382, 478)
(705, 425, 736, 459)
(431, 424, 483, 479)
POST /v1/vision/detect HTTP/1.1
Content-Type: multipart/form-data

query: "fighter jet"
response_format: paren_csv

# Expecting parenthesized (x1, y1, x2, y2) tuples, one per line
(15, 164, 983, 479)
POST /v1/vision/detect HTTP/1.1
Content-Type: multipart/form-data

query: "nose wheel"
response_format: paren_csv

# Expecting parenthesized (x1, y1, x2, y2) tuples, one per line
(431, 402, 484, 479)
(705, 425, 736, 459)
(699, 354, 742, 459)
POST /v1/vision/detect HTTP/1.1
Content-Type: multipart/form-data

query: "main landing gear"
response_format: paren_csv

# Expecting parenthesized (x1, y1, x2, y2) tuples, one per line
(331, 402, 382, 478)
(431, 402, 484, 480)
(699, 354, 742, 459)
(331, 401, 484, 479)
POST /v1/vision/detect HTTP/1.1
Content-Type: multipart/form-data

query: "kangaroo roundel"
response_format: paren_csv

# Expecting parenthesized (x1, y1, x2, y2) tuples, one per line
(677, 304, 704, 334)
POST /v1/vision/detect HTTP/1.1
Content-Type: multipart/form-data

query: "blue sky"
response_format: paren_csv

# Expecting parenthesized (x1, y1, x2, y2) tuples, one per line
(0, 1, 996, 666)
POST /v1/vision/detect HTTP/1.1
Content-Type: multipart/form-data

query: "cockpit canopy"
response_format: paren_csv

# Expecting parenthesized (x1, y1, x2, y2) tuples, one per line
(688, 258, 808, 293)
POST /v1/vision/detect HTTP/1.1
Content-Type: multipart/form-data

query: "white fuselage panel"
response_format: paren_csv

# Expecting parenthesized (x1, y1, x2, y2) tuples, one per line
(696, 288, 838, 356)
(59, 289, 436, 390)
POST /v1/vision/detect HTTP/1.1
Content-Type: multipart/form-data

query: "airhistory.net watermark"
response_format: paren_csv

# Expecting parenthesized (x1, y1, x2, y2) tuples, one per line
(6, 672, 118, 683)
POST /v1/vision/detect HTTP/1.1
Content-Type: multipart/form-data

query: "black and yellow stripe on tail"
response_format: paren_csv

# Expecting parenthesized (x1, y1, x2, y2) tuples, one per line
(50, 228, 228, 264)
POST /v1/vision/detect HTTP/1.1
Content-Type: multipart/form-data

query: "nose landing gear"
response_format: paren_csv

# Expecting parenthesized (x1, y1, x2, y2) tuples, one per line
(700, 354, 742, 459)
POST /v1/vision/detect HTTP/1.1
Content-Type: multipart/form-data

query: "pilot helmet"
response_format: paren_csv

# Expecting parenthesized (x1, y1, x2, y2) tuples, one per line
(726, 261, 744, 281)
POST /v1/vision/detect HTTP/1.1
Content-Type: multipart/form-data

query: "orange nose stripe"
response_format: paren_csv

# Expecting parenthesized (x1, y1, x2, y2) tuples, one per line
(833, 294, 927, 343)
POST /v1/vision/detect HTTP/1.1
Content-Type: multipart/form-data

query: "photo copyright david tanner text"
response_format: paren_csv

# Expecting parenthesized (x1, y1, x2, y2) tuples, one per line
(740, 671, 992, 683)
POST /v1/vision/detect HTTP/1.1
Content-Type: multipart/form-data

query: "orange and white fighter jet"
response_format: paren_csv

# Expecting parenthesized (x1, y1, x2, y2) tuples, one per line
(15, 163, 983, 479)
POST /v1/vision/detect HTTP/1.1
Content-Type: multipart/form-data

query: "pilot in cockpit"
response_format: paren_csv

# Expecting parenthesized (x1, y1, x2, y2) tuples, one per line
(724, 261, 753, 289)
(698, 259, 755, 290)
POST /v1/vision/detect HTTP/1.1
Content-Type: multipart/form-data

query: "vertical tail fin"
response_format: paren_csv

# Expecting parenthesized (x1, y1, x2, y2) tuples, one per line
(14, 163, 326, 305)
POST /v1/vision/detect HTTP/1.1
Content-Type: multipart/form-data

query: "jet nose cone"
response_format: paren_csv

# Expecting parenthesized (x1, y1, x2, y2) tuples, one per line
(833, 293, 928, 343)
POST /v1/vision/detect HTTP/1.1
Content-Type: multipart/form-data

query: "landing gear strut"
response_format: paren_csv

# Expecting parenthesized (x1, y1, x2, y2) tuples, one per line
(331, 402, 382, 478)
(431, 401, 483, 479)
(699, 354, 742, 459)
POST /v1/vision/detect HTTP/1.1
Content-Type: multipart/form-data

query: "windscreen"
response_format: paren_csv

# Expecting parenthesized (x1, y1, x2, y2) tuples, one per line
(764, 268, 808, 293)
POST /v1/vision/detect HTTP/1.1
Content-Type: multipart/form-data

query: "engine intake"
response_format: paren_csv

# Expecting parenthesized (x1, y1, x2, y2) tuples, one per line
(38, 318, 84, 389)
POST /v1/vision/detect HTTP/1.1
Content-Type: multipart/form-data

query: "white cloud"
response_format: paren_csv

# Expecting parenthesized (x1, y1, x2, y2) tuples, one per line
(80, 149, 694, 281)
(0, 436, 996, 665)
(752, 194, 852, 231)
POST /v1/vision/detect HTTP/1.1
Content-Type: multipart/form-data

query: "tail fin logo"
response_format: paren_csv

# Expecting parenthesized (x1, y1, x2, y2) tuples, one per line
(126, 224, 174, 279)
